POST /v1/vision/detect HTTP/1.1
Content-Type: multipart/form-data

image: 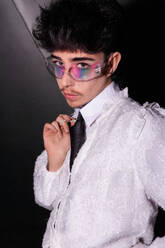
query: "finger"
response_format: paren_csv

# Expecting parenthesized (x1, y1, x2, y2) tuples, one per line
(59, 114, 71, 121)
(70, 117, 76, 127)
(56, 114, 72, 133)
(43, 123, 57, 135)
(51, 121, 62, 138)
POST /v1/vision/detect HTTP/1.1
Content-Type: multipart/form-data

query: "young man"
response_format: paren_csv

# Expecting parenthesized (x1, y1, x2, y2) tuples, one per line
(33, 1, 165, 247)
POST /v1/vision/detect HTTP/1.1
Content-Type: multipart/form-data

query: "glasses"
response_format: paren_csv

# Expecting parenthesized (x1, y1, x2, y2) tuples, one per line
(46, 56, 107, 82)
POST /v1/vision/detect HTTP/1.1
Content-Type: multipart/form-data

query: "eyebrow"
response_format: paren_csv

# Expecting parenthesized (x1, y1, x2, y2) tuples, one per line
(51, 55, 95, 62)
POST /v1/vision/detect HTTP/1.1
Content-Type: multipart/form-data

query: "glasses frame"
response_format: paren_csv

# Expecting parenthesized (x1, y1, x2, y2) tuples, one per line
(45, 56, 109, 82)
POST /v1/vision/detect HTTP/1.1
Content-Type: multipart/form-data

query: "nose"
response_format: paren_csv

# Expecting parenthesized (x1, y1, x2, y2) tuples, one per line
(60, 71, 75, 88)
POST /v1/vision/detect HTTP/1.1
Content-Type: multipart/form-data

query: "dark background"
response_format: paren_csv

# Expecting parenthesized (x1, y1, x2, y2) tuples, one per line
(0, 0, 165, 247)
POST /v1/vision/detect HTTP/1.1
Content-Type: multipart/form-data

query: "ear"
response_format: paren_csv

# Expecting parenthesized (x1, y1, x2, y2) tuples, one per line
(107, 52, 121, 77)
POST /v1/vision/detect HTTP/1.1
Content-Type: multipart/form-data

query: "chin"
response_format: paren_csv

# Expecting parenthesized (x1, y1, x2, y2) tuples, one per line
(67, 100, 84, 109)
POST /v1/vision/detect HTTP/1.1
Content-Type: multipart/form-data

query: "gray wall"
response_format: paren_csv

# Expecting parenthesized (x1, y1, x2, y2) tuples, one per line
(0, 0, 71, 247)
(0, 0, 165, 247)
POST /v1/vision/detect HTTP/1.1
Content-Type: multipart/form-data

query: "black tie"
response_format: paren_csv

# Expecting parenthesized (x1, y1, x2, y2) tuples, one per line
(69, 112, 86, 171)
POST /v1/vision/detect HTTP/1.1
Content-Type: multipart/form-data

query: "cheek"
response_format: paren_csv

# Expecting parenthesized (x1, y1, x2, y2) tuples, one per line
(78, 78, 106, 97)
(85, 78, 106, 94)
(78, 84, 95, 98)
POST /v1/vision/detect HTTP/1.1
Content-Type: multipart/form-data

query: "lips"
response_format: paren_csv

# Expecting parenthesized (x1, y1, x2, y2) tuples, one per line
(63, 92, 79, 100)
(64, 92, 78, 96)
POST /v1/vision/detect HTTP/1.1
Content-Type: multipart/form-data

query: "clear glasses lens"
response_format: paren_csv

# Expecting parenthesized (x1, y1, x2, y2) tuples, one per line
(72, 64, 102, 80)
(54, 64, 65, 78)
(71, 66, 91, 80)
(46, 57, 103, 81)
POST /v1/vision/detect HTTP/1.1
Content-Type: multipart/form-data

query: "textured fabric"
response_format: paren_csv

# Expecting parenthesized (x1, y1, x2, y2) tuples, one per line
(33, 84, 165, 248)
(70, 112, 86, 171)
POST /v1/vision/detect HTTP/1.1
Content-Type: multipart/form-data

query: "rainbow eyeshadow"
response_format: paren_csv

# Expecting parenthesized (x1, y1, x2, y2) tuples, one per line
(54, 65, 65, 78)
(72, 67, 90, 79)
(53, 61, 102, 80)
(79, 68, 90, 79)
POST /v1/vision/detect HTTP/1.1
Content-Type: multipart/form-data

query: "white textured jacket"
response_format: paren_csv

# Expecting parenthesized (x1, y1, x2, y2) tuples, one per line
(34, 86, 165, 248)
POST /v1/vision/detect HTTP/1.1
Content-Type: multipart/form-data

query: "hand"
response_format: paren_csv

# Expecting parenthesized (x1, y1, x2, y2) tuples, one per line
(43, 114, 76, 171)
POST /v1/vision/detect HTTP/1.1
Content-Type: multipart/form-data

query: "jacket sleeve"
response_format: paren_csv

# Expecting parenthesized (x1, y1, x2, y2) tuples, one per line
(33, 150, 69, 210)
(135, 103, 165, 247)
(136, 103, 165, 209)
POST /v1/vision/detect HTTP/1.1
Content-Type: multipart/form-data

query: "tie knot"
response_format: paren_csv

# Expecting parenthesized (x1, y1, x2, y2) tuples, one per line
(72, 111, 85, 129)
(76, 111, 84, 122)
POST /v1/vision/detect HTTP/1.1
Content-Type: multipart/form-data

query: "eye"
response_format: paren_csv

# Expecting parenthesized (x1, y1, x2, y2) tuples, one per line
(77, 63, 90, 69)
(53, 60, 64, 67)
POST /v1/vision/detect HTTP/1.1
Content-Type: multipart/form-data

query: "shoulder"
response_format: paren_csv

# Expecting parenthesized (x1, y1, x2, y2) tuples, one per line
(114, 95, 165, 144)
(102, 86, 165, 141)
(120, 99, 165, 162)
(136, 102, 165, 143)
(118, 95, 165, 140)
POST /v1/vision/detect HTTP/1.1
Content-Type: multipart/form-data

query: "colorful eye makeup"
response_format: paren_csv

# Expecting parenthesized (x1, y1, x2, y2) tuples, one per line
(46, 55, 105, 82)
(53, 61, 103, 81)
(54, 64, 65, 78)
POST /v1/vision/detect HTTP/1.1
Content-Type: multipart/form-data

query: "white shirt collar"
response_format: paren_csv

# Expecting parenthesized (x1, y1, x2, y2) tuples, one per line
(73, 81, 117, 128)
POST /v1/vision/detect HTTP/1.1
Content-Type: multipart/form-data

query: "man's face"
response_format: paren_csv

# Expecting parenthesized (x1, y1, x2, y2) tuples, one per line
(52, 50, 112, 108)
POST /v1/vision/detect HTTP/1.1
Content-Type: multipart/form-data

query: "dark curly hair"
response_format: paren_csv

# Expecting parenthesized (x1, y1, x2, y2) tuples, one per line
(32, 0, 125, 86)
(33, 0, 124, 55)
